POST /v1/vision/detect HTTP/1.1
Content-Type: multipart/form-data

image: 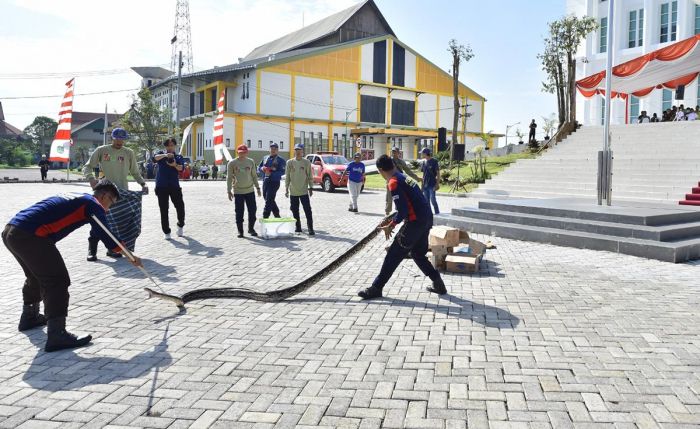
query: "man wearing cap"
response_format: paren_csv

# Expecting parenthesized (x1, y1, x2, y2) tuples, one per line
(285, 144, 315, 235)
(38, 155, 50, 181)
(385, 147, 420, 215)
(344, 153, 365, 212)
(83, 127, 148, 260)
(2, 179, 143, 352)
(153, 137, 185, 239)
(420, 147, 440, 214)
(257, 142, 286, 219)
(227, 145, 262, 238)
(358, 155, 446, 300)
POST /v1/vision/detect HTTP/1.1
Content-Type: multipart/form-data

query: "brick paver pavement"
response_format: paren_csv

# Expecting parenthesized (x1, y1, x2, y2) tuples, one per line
(0, 181, 698, 429)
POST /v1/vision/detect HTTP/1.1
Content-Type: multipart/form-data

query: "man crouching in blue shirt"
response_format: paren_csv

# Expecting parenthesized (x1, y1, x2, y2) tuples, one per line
(2, 180, 143, 352)
(358, 155, 447, 300)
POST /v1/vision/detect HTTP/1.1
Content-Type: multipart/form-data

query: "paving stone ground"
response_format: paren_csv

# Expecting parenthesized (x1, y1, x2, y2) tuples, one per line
(0, 181, 699, 429)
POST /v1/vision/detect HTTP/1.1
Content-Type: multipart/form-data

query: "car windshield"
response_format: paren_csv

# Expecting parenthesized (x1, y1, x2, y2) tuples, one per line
(322, 155, 349, 165)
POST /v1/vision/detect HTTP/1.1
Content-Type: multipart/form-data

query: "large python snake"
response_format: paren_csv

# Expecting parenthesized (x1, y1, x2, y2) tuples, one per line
(145, 213, 398, 308)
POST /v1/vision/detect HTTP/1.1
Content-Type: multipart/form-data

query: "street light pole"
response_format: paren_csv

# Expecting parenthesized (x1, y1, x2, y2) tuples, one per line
(505, 122, 520, 147)
(345, 107, 358, 158)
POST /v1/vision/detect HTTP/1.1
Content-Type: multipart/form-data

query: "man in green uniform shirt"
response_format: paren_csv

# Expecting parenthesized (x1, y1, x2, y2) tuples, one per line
(385, 147, 420, 215)
(82, 128, 147, 260)
(285, 144, 315, 235)
(227, 145, 262, 238)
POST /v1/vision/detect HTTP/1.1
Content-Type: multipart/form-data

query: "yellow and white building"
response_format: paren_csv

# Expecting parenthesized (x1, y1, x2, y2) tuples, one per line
(139, 0, 491, 163)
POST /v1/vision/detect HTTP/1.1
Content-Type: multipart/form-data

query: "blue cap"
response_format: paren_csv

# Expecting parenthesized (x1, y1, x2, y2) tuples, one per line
(269, 142, 279, 148)
(421, 147, 432, 155)
(294, 144, 304, 150)
(353, 152, 361, 158)
(111, 128, 129, 140)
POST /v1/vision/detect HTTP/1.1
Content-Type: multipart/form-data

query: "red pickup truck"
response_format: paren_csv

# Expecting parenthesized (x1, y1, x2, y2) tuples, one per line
(305, 152, 365, 192)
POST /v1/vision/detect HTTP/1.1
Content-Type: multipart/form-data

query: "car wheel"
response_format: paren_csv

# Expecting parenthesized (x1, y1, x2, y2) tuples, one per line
(322, 176, 335, 193)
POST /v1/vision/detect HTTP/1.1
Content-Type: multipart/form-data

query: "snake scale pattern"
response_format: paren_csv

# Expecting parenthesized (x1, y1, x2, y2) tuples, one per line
(145, 213, 397, 308)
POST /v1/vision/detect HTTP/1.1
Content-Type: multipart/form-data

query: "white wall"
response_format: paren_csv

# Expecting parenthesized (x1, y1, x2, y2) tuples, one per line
(391, 89, 414, 101)
(231, 72, 255, 114)
(405, 50, 416, 89)
(417, 93, 437, 129)
(203, 116, 214, 150)
(438, 96, 456, 130)
(361, 42, 374, 82)
(243, 120, 290, 152)
(466, 99, 483, 133)
(294, 76, 331, 120)
(260, 71, 291, 117)
(333, 81, 357, 122)
(223, 117, 235, 149)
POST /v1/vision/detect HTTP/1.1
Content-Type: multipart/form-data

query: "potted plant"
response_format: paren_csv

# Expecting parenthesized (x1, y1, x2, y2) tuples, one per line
(515, 128, 524, 145)
(542, 114, 557, 141)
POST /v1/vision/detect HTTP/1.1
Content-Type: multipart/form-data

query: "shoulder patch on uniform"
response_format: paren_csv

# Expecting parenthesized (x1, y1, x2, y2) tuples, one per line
(388, 177, 399, 191)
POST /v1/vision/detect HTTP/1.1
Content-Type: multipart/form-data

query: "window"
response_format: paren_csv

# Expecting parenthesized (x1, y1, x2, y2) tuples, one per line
(269, 140, 274, 148)
(369, 136, 374, 149)
(226, 138, 231, 148)
(360, 95, 386, 124)
(310, 132, 316, 152)
(398, 138, 403, 150)
(628, 9, 644, 48)
(695, 5, 700, 35)
(629, 96, 640, 123)
(392, 44, 405, 87)
(280, 141, 284, 150)
(210, 88, 217, 111)
(600, 97, 606, 126)
(362, 135, 367, 149)
(246, 139, 251, 148)
(373, 40, 387, 84)
(189, 93, 195, 116)
(258, 140, 262, 149)
(333, 133, 339, 151)
(599, 17, 608, 53)
(318, 133, 323, 151)
(660, 1, 678, 43)
(391, 99, 415, 126)
(197, 132, 204, 158)
(300, 131, 306, 147)
(662, 88, 673, 111)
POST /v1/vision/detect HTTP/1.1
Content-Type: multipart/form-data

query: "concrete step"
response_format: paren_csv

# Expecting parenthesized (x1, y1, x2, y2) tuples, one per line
(435, 213, 700, 263)
(450, 207, 700, 241)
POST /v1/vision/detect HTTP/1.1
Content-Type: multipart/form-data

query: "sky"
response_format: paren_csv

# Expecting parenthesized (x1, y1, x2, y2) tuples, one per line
(0, 0, 565, 143)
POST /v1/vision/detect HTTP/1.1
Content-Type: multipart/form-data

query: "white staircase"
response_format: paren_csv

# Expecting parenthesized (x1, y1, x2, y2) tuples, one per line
(470, 121, 700, 204)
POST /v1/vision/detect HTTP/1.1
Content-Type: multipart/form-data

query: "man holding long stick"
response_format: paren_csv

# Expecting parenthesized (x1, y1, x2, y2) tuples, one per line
(2, 180, 142, 352)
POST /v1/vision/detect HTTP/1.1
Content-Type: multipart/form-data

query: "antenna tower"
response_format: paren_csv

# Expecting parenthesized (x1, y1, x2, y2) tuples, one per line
(170, 0, 193, 74)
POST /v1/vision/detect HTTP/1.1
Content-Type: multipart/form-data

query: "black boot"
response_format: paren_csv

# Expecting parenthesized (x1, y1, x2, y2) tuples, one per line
(295, 220, 302, 233)
(45, 317, 92, 352)
(358, 286, 382, 300)
(426, 277, 447, 295)
(236, 223, 244, 238)
(106, 250, 122, 258)
(307, 222, 315, 236)
(87, 238, 98, 262)
(247, 219, 258, 237)
(18, 303, 47, 331)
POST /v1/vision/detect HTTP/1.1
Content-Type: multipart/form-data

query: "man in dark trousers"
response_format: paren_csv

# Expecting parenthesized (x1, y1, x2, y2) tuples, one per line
(528, 119, 537, 144)
(385, 147, 420, 215)
(285, 144, 315, 235)
(2, 180, 143, 352)
(38, 154, 50, 181)
(358, 155, 447, 300)
(153, 138, 185, 240)
(258, 142, 286, 219)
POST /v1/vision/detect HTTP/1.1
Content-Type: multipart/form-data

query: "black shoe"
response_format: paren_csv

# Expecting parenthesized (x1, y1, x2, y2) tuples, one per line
(348, 207, 354, 212)
(358, 286, 382, 300)
(248, 230, 258, 237)
(308, 229, 315, 236)
(426, 278, 447, 295)
(45, 318, 92, 352)
(351, 208, 358, 213)
(18, 303, 47, 332)
(106, 250, 122, 258)
(237, 232, 244, 238)
(295, 229, 303, 233)
(87, 239, 98, 262)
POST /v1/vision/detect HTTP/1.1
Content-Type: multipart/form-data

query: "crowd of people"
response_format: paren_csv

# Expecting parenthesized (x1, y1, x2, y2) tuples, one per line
(638, 104, 700, 123)
(6, 128, 446, 353)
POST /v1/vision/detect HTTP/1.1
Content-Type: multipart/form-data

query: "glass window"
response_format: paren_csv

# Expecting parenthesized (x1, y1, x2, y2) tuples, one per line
(361, 135, 367, 149)
(662, 89, 673, 111)
(629, 96, 640, 123)
(628, 9, 644, 48)
(333, 133, 338, 151)
(258, 140, 262, 149)
(600, 17, 608, 53)
(369, 136, 374, 149)
(695, 5, 700, 35)
(280, 141, 284, 150)
(660, 2, 676, 43)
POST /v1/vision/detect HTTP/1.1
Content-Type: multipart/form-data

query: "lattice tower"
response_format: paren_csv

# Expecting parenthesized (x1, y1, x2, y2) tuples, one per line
(170, 0, 194, 74)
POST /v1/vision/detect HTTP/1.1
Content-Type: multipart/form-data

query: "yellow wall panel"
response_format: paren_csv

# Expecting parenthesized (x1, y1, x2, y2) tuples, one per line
(266, 46, 360, 81)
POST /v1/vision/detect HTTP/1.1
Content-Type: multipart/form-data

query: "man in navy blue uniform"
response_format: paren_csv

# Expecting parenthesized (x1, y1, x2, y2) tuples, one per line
(358, 155, 447, 300)
(152, 138, 186, 239)
(2, 180, 143, 352)
(257, 142, 286, 219)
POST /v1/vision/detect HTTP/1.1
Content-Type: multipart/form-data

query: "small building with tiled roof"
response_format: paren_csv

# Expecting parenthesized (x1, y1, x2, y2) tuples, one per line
(0, 102, 25, 140)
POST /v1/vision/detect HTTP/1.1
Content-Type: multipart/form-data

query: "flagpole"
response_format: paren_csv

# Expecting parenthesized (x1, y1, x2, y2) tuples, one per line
(103, 103, 108, 146)
(67, 79, 76, 181)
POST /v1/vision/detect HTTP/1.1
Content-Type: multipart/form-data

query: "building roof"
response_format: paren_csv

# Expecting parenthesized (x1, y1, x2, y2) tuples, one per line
(0, 102, 24, 138)
(243, 0, 394, 61)
(72, 111, 122, 127)
(131, 66, 174, 80)
(71, 116, 121, 136)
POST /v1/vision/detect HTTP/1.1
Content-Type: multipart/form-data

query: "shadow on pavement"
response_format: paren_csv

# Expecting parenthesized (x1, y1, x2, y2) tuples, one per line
(309, 230, 356, 245)
(20, 327, 172, 392)
(290, 294, 520, 329)
(168, 236, 224, 258)
(93, 258, 179, 283)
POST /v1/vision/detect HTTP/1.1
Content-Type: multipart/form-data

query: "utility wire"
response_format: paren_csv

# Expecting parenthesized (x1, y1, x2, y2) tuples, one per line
(1, 88, 139, 100)
(0, 64, 171, 80)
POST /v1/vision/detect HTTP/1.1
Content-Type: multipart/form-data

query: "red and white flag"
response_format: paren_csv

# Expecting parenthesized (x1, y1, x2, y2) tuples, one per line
(49, 78, 75, 163)
(212, 89, 232, 165)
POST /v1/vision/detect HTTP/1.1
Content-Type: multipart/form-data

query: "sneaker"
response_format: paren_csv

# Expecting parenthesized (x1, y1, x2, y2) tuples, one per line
(164, 233, 171, 240)
(248, 230, 258, 237)
(308, 230, 315, 236)
(106, 250, 123, 258)
(348, 207, 354, 212)
(358, 286, 382, 300)
(426, 278, 447, 295)
(237, 232, 244, 238)
(18, 304, 47, 332)
(176, 227, 184, 237)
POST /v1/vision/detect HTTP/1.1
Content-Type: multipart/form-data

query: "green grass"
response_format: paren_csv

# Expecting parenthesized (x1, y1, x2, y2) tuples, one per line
(364, 151, 536, 193)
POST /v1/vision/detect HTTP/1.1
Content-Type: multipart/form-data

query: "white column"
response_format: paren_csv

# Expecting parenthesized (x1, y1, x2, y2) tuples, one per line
(643, 0, 655, 53)
(676, 0, 692, 40)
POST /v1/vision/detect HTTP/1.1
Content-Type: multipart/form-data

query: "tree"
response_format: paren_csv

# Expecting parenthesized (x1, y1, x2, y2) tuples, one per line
(542, 114, 558, 139)
(448, 39, 474, 162)
(23, 116, 57, 156)
(121, 88, 175, 161)
(539, 15, 597, 126)
(0, 138, 32, 166)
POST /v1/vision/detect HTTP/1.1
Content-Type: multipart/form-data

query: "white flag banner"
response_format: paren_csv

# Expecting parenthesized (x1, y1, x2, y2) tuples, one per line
(49, 78, 75, 163)
(180, 122, 193, 155)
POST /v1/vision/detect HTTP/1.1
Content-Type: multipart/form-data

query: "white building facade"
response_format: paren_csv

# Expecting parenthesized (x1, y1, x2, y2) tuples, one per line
(568, 0, 700, 125)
